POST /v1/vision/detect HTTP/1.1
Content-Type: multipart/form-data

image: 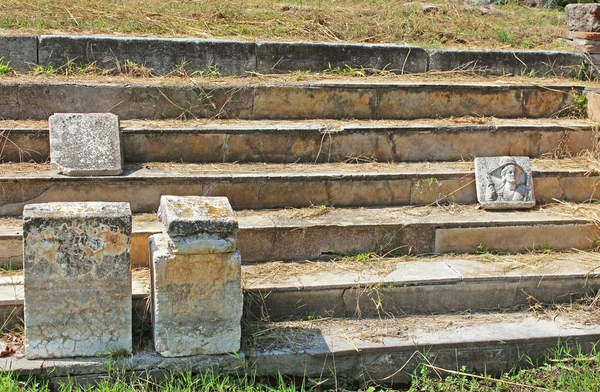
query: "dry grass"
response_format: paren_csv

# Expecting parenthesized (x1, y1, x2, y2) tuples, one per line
(0, 0, 570, 50)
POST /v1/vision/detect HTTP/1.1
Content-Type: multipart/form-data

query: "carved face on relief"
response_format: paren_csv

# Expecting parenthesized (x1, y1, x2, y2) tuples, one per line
(501, 164, 517, 185)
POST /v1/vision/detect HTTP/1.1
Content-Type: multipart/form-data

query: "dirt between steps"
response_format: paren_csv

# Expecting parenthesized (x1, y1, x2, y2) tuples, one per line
(1, 157, 599, 176)
(0, 72, 587, 86)
(0, 118, 595, 130)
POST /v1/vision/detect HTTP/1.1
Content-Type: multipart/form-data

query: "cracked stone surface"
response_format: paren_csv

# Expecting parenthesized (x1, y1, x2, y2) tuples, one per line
(150, 232, 242, 357)
(23, 202, 132, 359)
(158, 195, 238, 236)
(49, 113, 123, 176)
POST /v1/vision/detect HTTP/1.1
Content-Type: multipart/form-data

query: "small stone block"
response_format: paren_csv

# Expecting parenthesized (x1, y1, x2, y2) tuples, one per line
(158, 196, 238, 236)
(23, 202, 132, 359)
(49, 113, 123, 176)
(566, 4, 600, 32)
(150, 233, 243, 356)
(474, 156, 535, 210)
(168, 233, 236, 255)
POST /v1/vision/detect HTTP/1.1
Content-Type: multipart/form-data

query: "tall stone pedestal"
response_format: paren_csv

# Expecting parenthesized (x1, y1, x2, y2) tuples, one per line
(150, 196, 242, 357)
(23, 202, 132, 359)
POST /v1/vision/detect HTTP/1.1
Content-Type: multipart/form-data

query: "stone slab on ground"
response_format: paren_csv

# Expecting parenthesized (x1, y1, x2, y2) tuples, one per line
(38, 36, 256, 76)
(566, 4, 600, 32)
(150, 233, 243, 356)
(256, 42, 427, 74)
(0, 36, 37, 72)
(23, 202, 132, 359)
(158, 195, 238, 236)
(49, 113, 123, 176)
(475, 156, 535, 209)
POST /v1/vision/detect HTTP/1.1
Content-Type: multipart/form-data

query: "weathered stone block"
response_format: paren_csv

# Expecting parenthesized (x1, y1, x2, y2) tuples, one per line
(49, 113, 123, 176)
(474, 156, 535, 210)
(150, 233, 242, 356)
(158, 195, 238, 236)
(39, 36, 256, 75)
(0, 36, 37, 72)
(428, 50, 584, 77)
(566, 4, 600, 32)
(586, 88, 600, 121)
(23, 202, 132, 359)
(257, 42, 427, 74)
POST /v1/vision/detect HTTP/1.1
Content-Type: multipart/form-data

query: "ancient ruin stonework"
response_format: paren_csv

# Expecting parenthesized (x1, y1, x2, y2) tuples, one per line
(23, 202, 132, 359)
(49, 113, 123, 176)
(474, 157, 535, 210)
(151, 196, 242, 357)
(158, 195, 239, 236)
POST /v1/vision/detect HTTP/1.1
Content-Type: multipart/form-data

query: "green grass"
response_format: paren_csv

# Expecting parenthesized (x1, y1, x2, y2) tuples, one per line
(409, 345, 600, 391)
(2, 345, 600, 390)
(0, 57, 12, 76)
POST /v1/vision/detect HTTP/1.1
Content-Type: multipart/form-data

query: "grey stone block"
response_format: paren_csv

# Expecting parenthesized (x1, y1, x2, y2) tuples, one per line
(39, 36, 256, 75)
(158, 195, 238, 236)
(49, 113, 123, 176)
(150, 233, 242, 356)
(0, 36, 37, 72)
(428, 50, 585, 77)
(23, 202, 132, 359)
(566, 4, 600, 32)
(257, 42, 427, 73)
(475, 156, 535, 209)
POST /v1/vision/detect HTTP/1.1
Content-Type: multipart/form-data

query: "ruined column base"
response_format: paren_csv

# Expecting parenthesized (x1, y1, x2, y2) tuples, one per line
(150, 233, 242, 357)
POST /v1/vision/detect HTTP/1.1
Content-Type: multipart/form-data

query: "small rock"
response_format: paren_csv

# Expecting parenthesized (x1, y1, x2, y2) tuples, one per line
(422, 5, 440, 13)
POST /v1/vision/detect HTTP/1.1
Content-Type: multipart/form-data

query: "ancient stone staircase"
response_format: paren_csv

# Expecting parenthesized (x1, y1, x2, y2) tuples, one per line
(1, 36, 600, 387)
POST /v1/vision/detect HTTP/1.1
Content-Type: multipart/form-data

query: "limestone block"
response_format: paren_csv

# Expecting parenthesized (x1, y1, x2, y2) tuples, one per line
(168, 233, 236, 255)
(586, 88, 600, 122)
(158, 195, 238, 236)
(474, 157, 535, 210)
(49, 113, 123, 176)
(566, 4, 600, 32)
(150, 233, 243, 357)
(23, 202, 132, 359)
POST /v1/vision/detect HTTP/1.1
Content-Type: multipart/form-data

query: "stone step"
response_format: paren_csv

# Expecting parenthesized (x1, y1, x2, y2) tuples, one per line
(0, 203, 598, 266)
(1, 307, 599, 387)
(2, 35, 585, 77)
(244, 252, 600, 319)
(0, 251, 598, 326)
(0, 79, 581, 120)
(2, 119, 596, 163)
(1, 159, 598, 216)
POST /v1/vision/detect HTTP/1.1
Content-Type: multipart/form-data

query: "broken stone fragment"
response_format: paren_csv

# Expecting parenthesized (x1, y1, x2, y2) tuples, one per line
(157, 195, 238, 236)
(49, 113, 123, 176)
(23, 202, 132, 359)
